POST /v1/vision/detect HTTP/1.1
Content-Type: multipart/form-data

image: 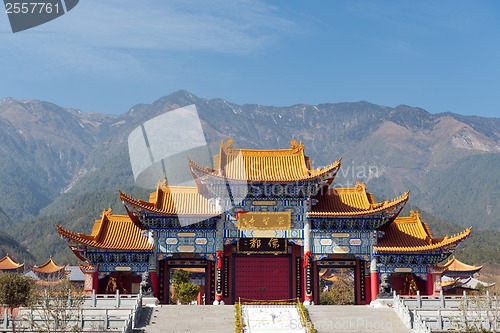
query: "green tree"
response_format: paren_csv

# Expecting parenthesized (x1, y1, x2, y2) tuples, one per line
(172, 269, 190, 286)
(176, 282, 200, 305)
(171, 269, 199, 304)
(0, 272, 34, 332)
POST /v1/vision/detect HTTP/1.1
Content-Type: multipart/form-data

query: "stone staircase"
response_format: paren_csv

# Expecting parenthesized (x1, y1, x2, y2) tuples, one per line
(306, 305, 413, 333)
(136, 304, 414, 333)
(137, 305, 235, 333)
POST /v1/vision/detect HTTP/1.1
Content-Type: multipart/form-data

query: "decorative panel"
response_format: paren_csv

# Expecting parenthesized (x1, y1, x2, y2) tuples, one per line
(224, 229, 304, 239)
(157, 230, 216, 254)
(378, 265, 429, 280)
(311, 231, 372, 255)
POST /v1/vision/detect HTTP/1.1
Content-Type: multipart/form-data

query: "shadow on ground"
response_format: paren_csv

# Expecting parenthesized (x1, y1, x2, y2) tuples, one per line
(133, 306, 154, 333)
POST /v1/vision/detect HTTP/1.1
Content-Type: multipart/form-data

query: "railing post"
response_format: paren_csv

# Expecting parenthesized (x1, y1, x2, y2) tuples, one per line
(116, 289, 121, 307)
(405, 308, 412, 328)
(3, 309, 7, 329)
(417, 290, 422, 308)
(463, 290, 468, 307)
(102, 308, 108, 330)
(438, 309, 443, 330)
(439, 290, 444, 308)
(92, 289, 97, 307)
(30, 308, 34, 329)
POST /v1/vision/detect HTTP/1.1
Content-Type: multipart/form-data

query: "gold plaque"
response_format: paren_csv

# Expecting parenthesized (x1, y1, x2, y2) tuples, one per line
(237, 212, 291, 230)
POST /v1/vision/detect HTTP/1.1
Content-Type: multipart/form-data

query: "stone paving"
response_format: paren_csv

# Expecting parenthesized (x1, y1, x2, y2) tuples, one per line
(242, 305, 307, 333)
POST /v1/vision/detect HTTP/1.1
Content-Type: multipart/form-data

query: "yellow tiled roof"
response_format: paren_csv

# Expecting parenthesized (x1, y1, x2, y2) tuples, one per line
(375, 210, 472, 253)
(0, 254, 24, 270)
(120, 184, 220, 216)
(308, 182, 409, 217)
(57, 210, 153, 251)
(31, 256, 66, 274)
(190, 139, 341, 183)
(438, 256, 483, 273)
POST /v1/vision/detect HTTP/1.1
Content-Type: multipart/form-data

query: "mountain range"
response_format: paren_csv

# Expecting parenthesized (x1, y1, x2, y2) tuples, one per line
(0, 91, 498, 266)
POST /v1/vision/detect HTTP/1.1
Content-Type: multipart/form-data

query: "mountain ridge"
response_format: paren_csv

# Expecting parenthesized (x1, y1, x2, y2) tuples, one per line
(0, 91, 498, 264)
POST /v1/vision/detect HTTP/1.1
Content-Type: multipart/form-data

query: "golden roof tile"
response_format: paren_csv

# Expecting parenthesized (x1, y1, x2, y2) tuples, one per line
(120, 184, 220, 216)
(190, 139, 341, 183)
(308, 182, 409, 217)
(375, 210, 472, 253)
(57, 210, 153, 251)
(0, 254, 24, 270)
(31, 256, 66, 274)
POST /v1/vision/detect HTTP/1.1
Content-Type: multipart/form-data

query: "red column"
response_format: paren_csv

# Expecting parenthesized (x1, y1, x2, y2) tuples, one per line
(92, 271, 99, 292)
(370, 257, 379, 301)
(150, 271, 159, 297)
(370, 271, 379, 301)
(427, 272, 433, 296)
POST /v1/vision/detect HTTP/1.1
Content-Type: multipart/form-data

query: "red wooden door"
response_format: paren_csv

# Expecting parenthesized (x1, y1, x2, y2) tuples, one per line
(234, 256, 291, 301)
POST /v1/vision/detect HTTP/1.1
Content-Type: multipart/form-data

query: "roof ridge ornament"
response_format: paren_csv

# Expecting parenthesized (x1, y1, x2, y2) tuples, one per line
(290, 139, 303, 153)
(158, 178, 168, 189)
(221, 138, 234, 154)
(409, 210, 421, 219)
(355, 180, 366, 191)
(102, 207, 112, 217)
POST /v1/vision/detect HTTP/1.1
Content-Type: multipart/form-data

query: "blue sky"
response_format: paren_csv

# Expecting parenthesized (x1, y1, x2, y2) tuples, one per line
(1, 0, 499, 117)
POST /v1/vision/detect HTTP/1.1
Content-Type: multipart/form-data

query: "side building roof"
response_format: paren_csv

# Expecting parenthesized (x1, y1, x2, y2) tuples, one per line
(31, 256, 66, 274)
(308, 182, 409, 217)
(0, 254, 24, 271)
(120, 183, 220, 219)
(437, 256, 483, 276)
(375, 210, 472, 253)
(57, 209, 153, 254)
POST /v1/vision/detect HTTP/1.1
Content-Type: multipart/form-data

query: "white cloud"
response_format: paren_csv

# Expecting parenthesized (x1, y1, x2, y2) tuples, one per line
(0, 0, 294, 77)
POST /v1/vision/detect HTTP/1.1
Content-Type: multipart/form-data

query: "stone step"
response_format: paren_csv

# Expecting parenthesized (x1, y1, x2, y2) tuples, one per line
(306, 305, 413, 333)
(137, 305, 235, 333)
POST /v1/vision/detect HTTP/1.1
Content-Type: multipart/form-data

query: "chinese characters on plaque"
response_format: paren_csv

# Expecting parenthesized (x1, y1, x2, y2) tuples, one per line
(238, 238, 288, 254)
(237, 212, 291, 230)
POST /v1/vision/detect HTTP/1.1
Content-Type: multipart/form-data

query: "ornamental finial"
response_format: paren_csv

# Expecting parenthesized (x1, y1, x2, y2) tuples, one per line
(221, 139, 234, 153)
